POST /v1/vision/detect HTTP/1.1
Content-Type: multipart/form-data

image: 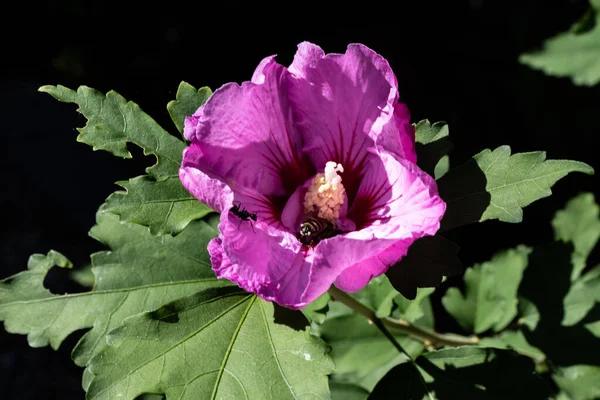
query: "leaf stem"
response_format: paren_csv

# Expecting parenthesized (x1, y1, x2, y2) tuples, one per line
(328, 286, 437, 400)
(327, 286, 479, 348)
(372, 313, 436, 400)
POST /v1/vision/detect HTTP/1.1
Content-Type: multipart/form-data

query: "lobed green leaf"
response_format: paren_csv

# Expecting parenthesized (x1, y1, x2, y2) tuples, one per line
(330, 382, 369, 400)
(519, 2, 600, 86)
(104, 176, 213, 235)
(0, 210, 226, 368)
(414, 119, 449, 145)
(442, 246, 531, 333)
(552, 192, 600, 280)
(393, 287, 435, 324)
(414, 119, 453, 179)
(519, 241, 600, 367)
(369, 347, 551, 399)
(40, 83, 213, 235)
(478, 331, 545, 363)
(562, 265, 600, 326)
(318, 302, 426, 392)
(301, 293, 331, 324)
(39, 85, 183, 180)
(517, 297, 540, 330)
(439, 145, 594, 229)
(353, 275, 399, 318)
(475, 146, 593, 223)
(167, 81, 212, 133)
(553, 365, 600, 400)
(434, 155, 450, 179)
(86, 288, 334, 400)
(70, 264, 95, 288)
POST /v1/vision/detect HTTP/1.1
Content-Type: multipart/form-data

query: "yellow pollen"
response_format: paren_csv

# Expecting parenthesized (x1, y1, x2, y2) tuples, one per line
(303, 162, 345, 222)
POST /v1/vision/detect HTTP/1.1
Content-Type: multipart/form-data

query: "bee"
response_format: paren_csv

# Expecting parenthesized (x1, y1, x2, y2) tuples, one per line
(230, 200, 257, 231)
(297, 217, 336, 246)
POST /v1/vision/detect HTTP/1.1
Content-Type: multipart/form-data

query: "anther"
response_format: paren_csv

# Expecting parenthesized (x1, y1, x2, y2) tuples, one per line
(303, 162, 345, 222)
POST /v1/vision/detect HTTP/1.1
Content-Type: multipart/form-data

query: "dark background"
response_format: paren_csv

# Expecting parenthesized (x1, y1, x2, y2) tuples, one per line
(1, 1, 599, 398)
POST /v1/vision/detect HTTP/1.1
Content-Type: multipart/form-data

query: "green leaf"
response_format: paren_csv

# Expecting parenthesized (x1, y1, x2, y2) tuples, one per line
(39, 85, 183, 180)
(475, 146, 593, 223)
(572, 4, 597, 35)
(518, 297, 540, 330)
(369, 347, 551, 399)
(585, 319, 600, 338)
(479, 330, 545, 363)
(563, 265, 600, 326)
(555, 392, 574, 400)
(414, 119, 449, 145)
(104, 176, 213, 235)
(436, 157, 490, 230)
(439, 146, 594, 229)
(394, 287, 435, 324)
(434, 155, 450, 180)
(301, 292, 331, 324)
(86, 287, 334, 400)
(0, 210, 226, 367)
(330, 382, 369, 400)
(137, 395, 164, 400)
(414, 120, 453, 179)
(442, 246, 531, 333)
(354, 275, 399, 318)
(553, 365, 600, 400)
(167, 82, 212, 133)
(319, 311, 424, 391)
(519, 3, 600, 86)
(70, 264, 95, 288)
(40, 84, 212, 235)
(519, 242, 600, 367)
(552, 193, 600, 280)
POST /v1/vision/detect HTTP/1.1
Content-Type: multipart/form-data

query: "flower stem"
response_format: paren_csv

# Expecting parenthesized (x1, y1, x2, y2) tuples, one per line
(327, 286, 479, 348)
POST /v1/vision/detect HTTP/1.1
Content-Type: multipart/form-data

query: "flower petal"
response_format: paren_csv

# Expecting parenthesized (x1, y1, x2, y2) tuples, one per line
(184, 56, 312, 196)
(280, 184, 306, 233)
(378, 102, 417, 163)
(215, 210, 309, 308)
(214, 207, 354, 308)
(208, 237, 236, 283)
(348, 150, 445, 233)
(322, 151, 445, 292)
(179, 144, 234, 213)
(333, 240, 411, 292)
(187, 42, 434, 307)
(289, 42, 400, 199)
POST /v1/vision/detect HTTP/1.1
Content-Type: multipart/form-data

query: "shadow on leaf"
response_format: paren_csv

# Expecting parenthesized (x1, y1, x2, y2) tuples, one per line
(369, 347, 550, 399)
(273, 304, 310, 331)
(519, 242, 600, 367)
(437, 158, 490, 231)
(416, 139, 453, 178)
(135, 394, 165, 400)
(387, 235, 463, 299)
(148, 303, 180, 324)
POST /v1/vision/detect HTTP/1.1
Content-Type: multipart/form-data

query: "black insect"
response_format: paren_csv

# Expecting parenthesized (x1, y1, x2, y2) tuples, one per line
(297, 217, 336, 246)
(230, 200, 257, 231)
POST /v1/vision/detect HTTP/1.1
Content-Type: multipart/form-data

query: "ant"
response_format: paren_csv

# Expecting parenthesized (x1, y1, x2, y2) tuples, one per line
(229, 200, 257, 232)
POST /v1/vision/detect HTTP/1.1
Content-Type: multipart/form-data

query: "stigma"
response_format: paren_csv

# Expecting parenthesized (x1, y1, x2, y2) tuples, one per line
(303, 162, 345, 222)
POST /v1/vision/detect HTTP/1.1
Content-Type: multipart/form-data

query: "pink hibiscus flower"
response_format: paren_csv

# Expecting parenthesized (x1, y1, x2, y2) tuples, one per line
(180, 42, 445, 309)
